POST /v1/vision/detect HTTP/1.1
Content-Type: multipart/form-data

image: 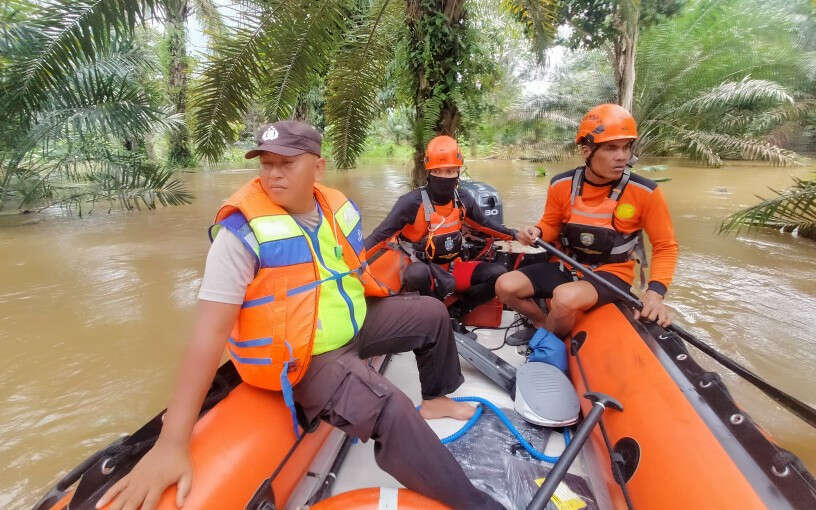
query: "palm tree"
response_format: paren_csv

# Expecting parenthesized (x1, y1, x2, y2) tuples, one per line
(633, 0, 809, 166)
(503, 49, 615, 160)
(720, 177, 816, 240)
(163, 0, 224, 167)
(511, 0, 810, 166)
(2, 0, 224, 168)
(0, 1, 192, 212)
(192, 0, 559, 185)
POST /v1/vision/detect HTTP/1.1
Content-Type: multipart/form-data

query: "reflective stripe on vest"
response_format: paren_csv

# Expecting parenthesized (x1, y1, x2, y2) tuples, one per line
(561, 167, 642, 266)
(216, 209, 366, 356)
(334, 200, 365, 256)
(298, 206, 366, 353)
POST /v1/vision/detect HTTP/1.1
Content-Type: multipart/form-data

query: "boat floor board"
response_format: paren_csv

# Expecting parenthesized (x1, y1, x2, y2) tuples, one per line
(325, 312, 609, 509)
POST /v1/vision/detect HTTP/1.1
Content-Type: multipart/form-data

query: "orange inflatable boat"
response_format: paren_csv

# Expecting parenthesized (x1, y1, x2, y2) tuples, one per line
(32, 302, 816, 510)
(32, 241, 816, 510)
(566, 303, 816, 509)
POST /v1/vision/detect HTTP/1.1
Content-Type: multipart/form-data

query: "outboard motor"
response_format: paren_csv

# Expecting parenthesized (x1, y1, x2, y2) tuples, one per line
(459, 180, 503, 223)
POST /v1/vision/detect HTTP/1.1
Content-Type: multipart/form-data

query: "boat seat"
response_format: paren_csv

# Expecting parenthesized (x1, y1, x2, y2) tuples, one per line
(514, 362, 580, 427)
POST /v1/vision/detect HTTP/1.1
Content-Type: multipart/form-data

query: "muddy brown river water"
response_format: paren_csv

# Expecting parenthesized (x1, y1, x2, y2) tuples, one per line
(1, 158, 815, 509)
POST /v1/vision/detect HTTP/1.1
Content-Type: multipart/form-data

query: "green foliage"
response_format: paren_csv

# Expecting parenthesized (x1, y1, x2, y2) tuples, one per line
(0, 0, 158, 123)
(188, 0, 553, 172)
(193, 0, 357, 162)
(556, 0, 686, 50)
(509, 0, 810, 165)
(498, 0, 559, 62)
(489, 49, 612, 160)
(720, 176, 816, 240)
(326, 0, 403, 168)
(404, 0, 471, 145)
(190, 0, 226, 40)
(0, 2, 191, 213)
(634, 0, 810, 166)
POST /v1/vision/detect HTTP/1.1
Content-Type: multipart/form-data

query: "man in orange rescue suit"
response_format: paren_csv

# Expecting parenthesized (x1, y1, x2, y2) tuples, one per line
(96, 121, 501, 510)
(495, 104, 678, 338)
(365, 135, 532, 317)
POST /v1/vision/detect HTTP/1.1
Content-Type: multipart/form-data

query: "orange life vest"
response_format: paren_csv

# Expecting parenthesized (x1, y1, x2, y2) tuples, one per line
(211, 179, 385, 392)
(364, 189, 465, 295)
(400, 189, 465, 263)
(560, 167, 645, 268)
(363, 234, 410, 296)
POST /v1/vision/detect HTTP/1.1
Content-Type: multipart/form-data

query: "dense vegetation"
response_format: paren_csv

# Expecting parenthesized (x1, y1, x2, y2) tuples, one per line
(0, 0, 814, 235)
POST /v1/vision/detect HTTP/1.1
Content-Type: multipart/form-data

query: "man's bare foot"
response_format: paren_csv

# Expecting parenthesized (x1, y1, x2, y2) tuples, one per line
(419, 396, 476, 420)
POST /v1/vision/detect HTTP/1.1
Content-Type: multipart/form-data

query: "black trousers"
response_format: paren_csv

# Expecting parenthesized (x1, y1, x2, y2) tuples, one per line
(293, 294, 501, 510)
(403, 260, 507, 311)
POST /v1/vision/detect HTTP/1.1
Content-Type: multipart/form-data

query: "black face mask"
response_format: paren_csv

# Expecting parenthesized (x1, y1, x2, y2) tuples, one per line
(426, 174, 459, 204)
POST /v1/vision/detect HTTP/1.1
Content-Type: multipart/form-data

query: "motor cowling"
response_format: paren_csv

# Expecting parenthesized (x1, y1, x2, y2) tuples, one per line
(458, 180, 503, 223)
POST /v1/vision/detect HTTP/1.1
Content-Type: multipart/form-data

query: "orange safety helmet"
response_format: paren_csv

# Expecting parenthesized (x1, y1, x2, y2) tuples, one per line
(424, 135, 464, 170)
(576, 104, 638, 145)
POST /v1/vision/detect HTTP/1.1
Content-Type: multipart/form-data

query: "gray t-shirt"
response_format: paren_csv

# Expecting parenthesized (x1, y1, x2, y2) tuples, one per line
(198, 205, 321, 305)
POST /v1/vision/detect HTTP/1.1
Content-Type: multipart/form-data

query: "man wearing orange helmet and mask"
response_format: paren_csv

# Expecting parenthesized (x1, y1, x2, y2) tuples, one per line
(365, 135, 529, 315)
(495, 104, 678, 338)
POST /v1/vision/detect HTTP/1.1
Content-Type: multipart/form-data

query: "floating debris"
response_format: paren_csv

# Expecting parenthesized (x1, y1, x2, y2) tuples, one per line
(638, 164, 668, 172)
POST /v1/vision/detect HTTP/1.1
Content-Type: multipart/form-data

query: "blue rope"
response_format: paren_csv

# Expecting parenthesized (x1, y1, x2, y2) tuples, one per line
(280, 341, 301, 440)
(424, 396, 572, 463)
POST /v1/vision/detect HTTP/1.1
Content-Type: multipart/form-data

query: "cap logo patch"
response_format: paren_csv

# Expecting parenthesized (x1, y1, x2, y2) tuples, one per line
(261, 126, 279, 142)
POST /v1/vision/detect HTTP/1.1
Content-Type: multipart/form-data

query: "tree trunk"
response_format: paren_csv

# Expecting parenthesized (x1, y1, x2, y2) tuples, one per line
(293, 100, 310, 122)
(612, 2, 640, 113)
(407, 0, 465, 187)
(167, 1, 193, 167)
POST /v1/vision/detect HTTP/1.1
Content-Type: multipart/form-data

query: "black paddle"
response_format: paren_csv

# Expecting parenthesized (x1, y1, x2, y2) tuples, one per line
(532, 238, 816, 429)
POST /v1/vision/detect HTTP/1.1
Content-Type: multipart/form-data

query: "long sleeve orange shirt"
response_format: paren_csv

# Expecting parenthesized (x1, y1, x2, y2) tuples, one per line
(536, 168, 678, 295)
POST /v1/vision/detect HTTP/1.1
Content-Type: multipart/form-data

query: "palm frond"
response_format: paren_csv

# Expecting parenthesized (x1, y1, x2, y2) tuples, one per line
(192, 8, 278, 162)
(325, 0, 402, 168)
(510, 108, 577, 128)
(418, 90, 446, 149)
(258, 0, 356, 120)
(1, 0, 157, 120)
(0, 1, 39, 54)
(193, 1, 355, 162)
(677, 78, 794, 114)
(720, 177, 816, 239)
(717, 100, 813, 134)
(8, 72, 175, 169)
(190, 0, 225, 40)
(498, 0, 559, 63)
(85, 159, 194, 211)
(5, 139, 192, 212)
(673, 127, 799, 167)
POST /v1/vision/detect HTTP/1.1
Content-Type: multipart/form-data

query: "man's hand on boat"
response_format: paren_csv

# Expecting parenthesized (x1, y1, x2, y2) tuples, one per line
(96, 300, 239, 510)
(95, 439, 192, 510)
(634, 289, 672, 327)
(515, 225, 541, 246)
